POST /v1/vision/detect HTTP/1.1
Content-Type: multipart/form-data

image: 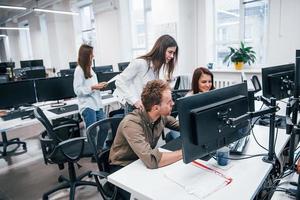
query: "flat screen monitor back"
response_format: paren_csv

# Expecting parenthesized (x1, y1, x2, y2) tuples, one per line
(177, 83, 250, 164)
(262, 64, 295, 100)
(20, 59, 43, 68)
(25, 68, 46, 79)
(35, 76, 75, 102)
(118, 62, 129, 72)
(0, 80, 36, 109)
(69, 62, 77, 69)
(93, 65, 113, 73)
(96, 72, 120, 91)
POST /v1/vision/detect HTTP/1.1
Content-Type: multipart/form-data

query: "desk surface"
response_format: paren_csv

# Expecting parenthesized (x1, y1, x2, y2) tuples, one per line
(108, 125, 289, 200)
(0, 96, 118, 133)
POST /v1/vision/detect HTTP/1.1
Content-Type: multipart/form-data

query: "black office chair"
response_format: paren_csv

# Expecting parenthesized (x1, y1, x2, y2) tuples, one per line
(248, 75, 262, 112)
(173, 76, 181, 90)
(251, 75, 262, 93)
(170, 89, 190, 118)
(87, 117, 124, 200)
(34, 107, 98, 200)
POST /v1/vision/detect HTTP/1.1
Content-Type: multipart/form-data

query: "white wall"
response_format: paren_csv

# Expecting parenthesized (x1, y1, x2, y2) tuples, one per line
(266, 0, 300, 66)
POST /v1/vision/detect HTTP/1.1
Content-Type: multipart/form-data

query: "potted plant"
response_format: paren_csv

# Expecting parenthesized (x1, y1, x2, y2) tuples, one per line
(223, 42, 256, 70)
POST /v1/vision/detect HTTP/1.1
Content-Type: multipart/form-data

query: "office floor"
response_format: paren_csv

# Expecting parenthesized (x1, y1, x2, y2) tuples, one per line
(0, 124, 103, 200)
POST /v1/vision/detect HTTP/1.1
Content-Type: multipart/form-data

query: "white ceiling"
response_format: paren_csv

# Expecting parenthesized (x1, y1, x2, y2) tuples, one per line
(0, 0, 61, 25)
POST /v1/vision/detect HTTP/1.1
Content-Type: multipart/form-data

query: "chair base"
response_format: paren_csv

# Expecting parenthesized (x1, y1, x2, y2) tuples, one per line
(43, 168, 98, 200)
(0, 131, 27, 156)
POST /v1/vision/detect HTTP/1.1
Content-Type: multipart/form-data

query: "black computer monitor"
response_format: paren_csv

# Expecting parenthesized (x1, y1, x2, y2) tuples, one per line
(118, 62, 129, 72)
(20, 59, 44, 68)
(69, 62, 77, 69)
(0, 62, 15, 74)
(177, 83, 250, 164)
(25, 68, 46, 79)
(0, 80, 36, 109)
(93, 65, 113, 73)
(96, 72, 120, 91)
(262, 64, 295, 100)
(31, 59, 43, 67)
(60, 69, 75, 77)
(35, 76, 76, 102)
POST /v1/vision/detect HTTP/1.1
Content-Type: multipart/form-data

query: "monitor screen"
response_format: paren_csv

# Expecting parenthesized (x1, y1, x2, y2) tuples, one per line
(96, 72, 120, 91)
(0, 80, 36, 109)
(20, 59, 44, 68)
(69, 62, 77, 69)
(118, 62, 129, 72)
(35, 76, 76, 102)
(177, 83, 250, 164)
(93, 65, 113, 73)
(262, 64, 295, 100)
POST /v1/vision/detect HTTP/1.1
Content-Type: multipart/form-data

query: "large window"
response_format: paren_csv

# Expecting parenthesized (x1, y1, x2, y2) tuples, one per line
(129, 0, 147, 58)
(79, 4, 96, 46)
(214, 0, 268, 67)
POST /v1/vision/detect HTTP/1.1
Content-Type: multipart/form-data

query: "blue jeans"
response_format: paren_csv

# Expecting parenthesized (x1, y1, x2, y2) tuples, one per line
(82, 108, 106, 128)
(82, 108, 107, 147)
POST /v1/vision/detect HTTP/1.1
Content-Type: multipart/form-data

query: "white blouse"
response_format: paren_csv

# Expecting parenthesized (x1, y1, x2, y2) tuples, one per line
(73, 66, 103, 113)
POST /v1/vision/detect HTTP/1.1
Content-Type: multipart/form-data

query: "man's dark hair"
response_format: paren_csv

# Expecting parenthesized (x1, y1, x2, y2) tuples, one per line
(141, 80, 170, 112)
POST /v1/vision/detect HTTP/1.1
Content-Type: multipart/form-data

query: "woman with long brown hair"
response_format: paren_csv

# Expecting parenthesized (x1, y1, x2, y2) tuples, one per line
(114, 34, 179, 113)
(73, 44, 107, 140)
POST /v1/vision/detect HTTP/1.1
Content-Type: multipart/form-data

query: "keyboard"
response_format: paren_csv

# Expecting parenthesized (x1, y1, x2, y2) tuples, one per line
(229, 135, 250, 155)
(48, 104, 79, 115)
(1, 109, 34, 121)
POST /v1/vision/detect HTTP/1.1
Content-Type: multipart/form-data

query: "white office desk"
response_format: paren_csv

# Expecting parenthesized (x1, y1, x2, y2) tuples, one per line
(0, 96, 118, 133)
(108, 125, 289, 200)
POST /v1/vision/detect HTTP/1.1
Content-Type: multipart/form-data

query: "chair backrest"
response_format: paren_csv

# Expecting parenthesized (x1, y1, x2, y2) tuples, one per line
(34, 107, 59, 143)
(173, 76, 181, 90)
(87, 117, 123, 172)
(251, 75, 262, 93)
(171, 89, 190, 118)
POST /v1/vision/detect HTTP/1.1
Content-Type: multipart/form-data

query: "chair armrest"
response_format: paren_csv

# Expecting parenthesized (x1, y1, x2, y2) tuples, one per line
(56, 137, 86, 162)
(53, 123, 78, 131)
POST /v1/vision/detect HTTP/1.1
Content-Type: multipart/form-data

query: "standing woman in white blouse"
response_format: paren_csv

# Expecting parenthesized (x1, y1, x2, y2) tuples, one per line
(114, 34, 179, 113)
(73, 44, 107, 139)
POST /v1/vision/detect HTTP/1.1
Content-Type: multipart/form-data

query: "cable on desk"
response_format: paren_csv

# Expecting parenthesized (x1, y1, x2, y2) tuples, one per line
(251, 116, 268, 151)
(212, 153, 268, 161)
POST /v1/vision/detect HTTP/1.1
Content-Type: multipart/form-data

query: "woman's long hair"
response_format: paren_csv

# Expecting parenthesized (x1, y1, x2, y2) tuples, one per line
(191, 67, 215, 94)
(139, 34, 178, 80)
(78, 44, 93, 79)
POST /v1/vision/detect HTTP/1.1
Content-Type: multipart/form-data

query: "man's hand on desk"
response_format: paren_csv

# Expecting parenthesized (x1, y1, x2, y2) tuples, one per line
(158, 149, 182, 168)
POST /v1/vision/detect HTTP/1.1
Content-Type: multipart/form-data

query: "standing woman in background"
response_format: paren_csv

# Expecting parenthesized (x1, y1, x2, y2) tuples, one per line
(114, 34, 179, 113)
(73, 44, 107, 136)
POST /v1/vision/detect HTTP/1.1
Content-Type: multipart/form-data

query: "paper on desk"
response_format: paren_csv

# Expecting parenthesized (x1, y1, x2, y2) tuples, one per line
(162, 161, 229, 199)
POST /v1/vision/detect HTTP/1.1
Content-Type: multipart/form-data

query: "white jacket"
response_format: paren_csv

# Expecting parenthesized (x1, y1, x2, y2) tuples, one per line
(113, 59, 167, 105)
